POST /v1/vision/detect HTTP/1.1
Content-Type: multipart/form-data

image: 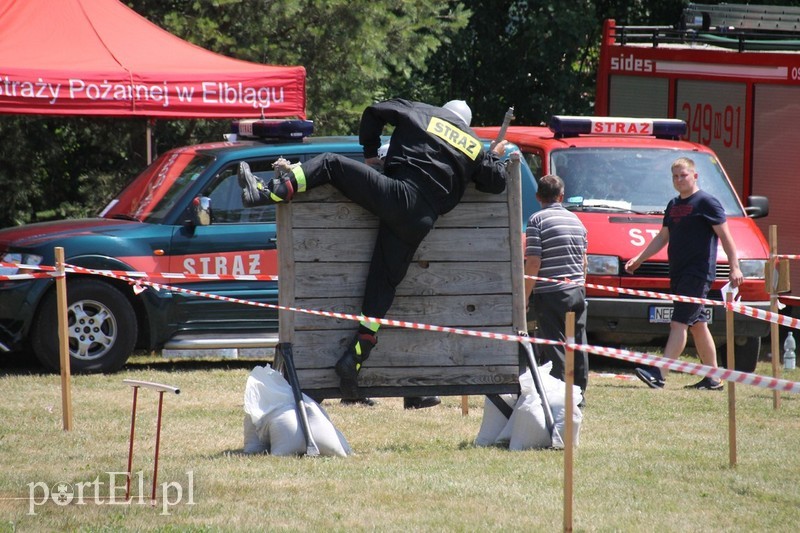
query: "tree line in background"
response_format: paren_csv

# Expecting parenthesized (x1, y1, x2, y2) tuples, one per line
(1, 0, 787, 228)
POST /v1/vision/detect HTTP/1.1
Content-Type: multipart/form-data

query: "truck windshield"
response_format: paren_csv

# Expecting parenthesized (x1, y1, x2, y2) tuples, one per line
(550, 148, 744, 215)
(100, 148, 215, 223)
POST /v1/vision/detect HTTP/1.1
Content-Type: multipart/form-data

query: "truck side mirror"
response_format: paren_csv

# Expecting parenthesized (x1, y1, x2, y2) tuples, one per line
(190, 196, 212, 227)
(744, 195, 769, 219)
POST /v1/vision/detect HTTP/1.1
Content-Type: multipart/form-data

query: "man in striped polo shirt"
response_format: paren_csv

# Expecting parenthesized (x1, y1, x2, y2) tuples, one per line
(524, 174, 589, 396)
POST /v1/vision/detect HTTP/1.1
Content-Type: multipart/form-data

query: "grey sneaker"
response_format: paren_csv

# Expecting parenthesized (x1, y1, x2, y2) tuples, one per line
(237, 161, 265, 207)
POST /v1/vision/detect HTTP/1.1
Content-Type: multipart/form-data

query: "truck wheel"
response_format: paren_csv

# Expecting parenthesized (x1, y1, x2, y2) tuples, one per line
(716, 336, 760, 373)
(31, 279, 137, 374)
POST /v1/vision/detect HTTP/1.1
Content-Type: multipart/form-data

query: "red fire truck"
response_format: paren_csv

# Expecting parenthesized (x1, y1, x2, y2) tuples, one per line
(595, 3, 800, 318)
(475, 116, 770, 372)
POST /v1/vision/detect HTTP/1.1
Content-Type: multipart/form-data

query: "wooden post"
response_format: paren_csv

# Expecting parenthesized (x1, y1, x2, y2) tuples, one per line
(146, 119, 155, 164)
(563, 312, 575, 533)
(769, 225, 781, 410)
(461, 395, 469, 416)
(508, 157, 526, 335)
(725, 291, 737, 467)
(55, 247, 73, 431)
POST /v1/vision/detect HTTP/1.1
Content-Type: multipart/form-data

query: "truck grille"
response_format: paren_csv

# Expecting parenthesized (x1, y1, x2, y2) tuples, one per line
(620, 261, 731, 280)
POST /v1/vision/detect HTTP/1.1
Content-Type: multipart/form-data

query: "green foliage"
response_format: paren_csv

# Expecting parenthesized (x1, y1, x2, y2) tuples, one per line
(136, 0, 470, 134)
(0, 0, 712, 228)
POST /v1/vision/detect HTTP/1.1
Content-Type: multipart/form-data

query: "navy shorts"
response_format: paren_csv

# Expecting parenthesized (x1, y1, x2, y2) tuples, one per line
(670, 275, 711, 326)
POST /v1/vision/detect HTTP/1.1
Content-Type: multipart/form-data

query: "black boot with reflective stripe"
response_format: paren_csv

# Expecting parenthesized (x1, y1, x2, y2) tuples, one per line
(238, 160, 301, 206)
(335, 333, 377, 400)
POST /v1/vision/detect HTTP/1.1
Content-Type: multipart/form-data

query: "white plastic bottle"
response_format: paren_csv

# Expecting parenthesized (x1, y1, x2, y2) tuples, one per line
(783, 331, 796, 371)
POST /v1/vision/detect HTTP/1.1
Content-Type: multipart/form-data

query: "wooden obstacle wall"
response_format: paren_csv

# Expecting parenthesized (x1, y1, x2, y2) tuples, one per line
(277, 160, 526, 399)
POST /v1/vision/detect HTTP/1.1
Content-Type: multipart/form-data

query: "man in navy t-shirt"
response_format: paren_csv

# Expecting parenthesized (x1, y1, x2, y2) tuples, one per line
(625, 157, 743, 390)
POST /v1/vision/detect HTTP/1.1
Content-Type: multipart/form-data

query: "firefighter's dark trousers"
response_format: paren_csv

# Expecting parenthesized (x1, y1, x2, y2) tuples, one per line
(300, 153, 438, 319)
(531, 285, 589, 393)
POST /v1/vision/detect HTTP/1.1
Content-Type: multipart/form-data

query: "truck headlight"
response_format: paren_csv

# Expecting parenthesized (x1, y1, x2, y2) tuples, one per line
(0, 253, 44, 276)
(587, 255, 619, 276)
(739, 259, 767, 279)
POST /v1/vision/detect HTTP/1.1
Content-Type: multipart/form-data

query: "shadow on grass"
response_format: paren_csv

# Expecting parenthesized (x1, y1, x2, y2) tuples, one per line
(0, 350, 271, 376)
(123, 356, 271, 373)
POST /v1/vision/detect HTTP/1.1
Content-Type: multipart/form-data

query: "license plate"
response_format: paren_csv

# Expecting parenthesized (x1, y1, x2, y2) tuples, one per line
(648, 306, 712, 324)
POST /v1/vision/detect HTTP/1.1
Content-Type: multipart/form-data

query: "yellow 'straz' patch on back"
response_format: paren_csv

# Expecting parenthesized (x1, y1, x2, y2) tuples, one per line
(426, 117, 481, 160)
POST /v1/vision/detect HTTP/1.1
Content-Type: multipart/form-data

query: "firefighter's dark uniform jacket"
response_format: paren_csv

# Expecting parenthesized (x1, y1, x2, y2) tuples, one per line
(359, 98, 506, 215)
(298, 98, 507, 319)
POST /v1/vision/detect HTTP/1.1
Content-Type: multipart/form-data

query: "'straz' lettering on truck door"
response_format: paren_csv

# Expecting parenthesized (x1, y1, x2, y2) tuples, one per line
(629, 228, 661, 247)
(181, 252, 273, 276)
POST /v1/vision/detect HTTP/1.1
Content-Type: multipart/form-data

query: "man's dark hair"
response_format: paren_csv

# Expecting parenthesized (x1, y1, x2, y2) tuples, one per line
(537, 174, 565, 203)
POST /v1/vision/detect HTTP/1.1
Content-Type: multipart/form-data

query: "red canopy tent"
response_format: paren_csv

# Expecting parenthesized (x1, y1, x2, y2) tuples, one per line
(0, 0, 306, 119)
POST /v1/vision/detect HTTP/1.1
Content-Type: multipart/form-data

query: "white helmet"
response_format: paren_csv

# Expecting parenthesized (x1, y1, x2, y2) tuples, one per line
(377, 142, 390, 160)
(443, 99, 472, 126)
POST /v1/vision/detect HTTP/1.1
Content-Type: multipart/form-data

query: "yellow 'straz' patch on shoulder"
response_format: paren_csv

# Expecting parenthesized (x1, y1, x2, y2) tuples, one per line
(426, 117, 481, 160)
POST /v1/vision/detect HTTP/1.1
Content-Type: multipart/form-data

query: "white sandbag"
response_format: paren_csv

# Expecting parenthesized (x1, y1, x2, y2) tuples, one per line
(312, 398, 352, 457)
(242, 364, 351, 456)
(243, 414, 268, 454)
(491, 362, 583, 450)
(494, 393, 526, 445)
(475, 394, 516, 447)
(540, 367, 583, 446)
(494, 366, 536, 445)
(509, 391, 552, 450)
(266, 404, 306, 456)
(243, 365, 295, 426)
(267, 400, 351, 457)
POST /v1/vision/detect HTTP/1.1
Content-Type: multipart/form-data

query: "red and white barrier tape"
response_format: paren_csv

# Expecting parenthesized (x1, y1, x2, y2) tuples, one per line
(578, 343, 800, 393)
(776, 254, 800, 260)
(0, 261, 61, 280)
(0, 272, 62, 281)
(66, 262, 800, 395)
(0, 261, 58, 272)
(5, 261, 799, 329)
(528, 274, 800, 331)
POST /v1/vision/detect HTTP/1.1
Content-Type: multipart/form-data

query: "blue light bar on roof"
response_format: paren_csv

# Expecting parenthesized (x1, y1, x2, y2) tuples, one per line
(231, 119, 314, 140)
(549, 116, 687, 139)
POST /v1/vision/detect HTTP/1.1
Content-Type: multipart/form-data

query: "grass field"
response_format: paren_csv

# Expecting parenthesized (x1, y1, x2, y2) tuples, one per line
(1, 354, 799, 532)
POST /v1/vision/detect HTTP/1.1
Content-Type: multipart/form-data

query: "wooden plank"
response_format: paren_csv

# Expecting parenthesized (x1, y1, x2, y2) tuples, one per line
(296, 365, 521, 391)
(293, 261, 513, 298)
(289, 328, 518, 368)
(295, 184, 508, 204)
(293, 294, 513, 330)
(290, 201, 512, 229)
(291, 227, 511, 263)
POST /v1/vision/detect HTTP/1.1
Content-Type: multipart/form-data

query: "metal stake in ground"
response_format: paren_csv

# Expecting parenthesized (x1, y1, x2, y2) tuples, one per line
(276, 343, 320, 457)
(123, 379, 180, 503)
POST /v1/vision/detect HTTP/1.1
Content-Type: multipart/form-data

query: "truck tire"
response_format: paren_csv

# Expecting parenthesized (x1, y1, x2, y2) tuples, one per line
(31, 279, 137, 374)
(716, 336, 760, 373)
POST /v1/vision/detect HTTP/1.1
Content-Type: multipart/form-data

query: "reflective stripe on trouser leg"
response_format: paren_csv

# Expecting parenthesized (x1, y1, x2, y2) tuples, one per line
(359, 315, 380, 334)
(291, 166, 307, 192)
